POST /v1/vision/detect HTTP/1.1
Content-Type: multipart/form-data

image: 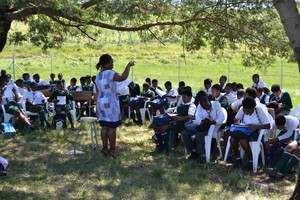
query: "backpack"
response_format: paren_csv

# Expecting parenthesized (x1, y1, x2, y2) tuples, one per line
(0, 123, 16, 135)
(52, 113, 67, 129)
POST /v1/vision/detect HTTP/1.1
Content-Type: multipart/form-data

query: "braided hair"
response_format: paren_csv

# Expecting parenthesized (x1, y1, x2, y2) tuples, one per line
(96, 54, 113, 71)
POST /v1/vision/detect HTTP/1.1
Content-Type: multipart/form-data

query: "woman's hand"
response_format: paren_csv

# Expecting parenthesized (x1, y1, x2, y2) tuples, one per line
(127, 60, 135, 67)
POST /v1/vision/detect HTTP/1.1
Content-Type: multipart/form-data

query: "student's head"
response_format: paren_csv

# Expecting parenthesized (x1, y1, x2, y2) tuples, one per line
(70, 78, 77, 86)
(242, 97, 256, 115)
(30, 82, 37, 91)
(56, 80, 64, 90)
(199, 96, 211, 110)
(231, 82, 237, 91)
(6, 74, 11, 82)
(195, 90, 207, 103)
(0, 80, 6, 88)
(183, 86, 192, 93)
(23, 73, 30, 80)
(178, 81, 185, 90)
(236, 89, 245, 99)
(1, 70, 6, 76)
(236, 83, 244, 90)
(145, 78, 151, 85)
(96, 54, 113, 71)
(182, 90, 193, 103)
(219, 75, 227, 86)
(263, 87, 270, 95)
(80, 76, 85, 86)
(143, 82, 150, 91)
(129, 81, 134, 87)
(33, 73, 40, 81)
(164, 81, 172, 91)
(15, 79, 23, 87)
(245, 87, 257, 99)
(85, 75, 92, 84)
(211, 84, 222, 98)
(225, 83, 232, 94)
(255, 87, 264, 97)
(152, 79, 158, 87)
(275, 114, 286, 130)
(204, 78, 212, 89)
(271, 84, 281, 97)
(252, 74, 260, 84)
(92, 76, 96, 84)
(50, 73, 55, 80)
(58, 73, 63, 80)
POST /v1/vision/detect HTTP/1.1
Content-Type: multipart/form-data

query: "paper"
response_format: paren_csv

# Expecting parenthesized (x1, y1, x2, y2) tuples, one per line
(57, 96, 66, 105)
(68, 150, 85, 155)
(155, 88, 166, 97)
(234, 123, 248, 128)
(117, 79, 132, 91)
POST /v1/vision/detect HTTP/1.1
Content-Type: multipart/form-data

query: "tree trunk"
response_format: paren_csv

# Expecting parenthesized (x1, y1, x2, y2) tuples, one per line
(0, 19, 11, 53)
(274, 0, 300, 72)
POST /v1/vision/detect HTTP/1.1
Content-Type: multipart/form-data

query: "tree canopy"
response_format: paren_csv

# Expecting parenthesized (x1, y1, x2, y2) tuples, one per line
(0, 0, 299, 70)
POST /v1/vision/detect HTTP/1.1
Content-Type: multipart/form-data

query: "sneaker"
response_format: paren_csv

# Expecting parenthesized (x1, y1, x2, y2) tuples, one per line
(233, 158, 242, 168)
(242, 161, 253, 171)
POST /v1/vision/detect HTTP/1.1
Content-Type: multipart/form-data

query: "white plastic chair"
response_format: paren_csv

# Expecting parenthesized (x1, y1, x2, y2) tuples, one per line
(224, 113, 273, 173)
(140, 99, 152, 125)
(290, 105, 300, 140)
(204, 107, 227, 163)
(1, 105, 16, 124)
(51, 101, 77, 126)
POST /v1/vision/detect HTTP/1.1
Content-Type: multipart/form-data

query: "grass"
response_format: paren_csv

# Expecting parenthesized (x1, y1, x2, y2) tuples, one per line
(0, 42, 299, 199)
(0, 119, 297, 199)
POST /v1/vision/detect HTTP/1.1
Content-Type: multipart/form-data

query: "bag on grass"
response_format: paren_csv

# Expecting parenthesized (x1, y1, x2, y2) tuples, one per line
(128, 97, 144, 107)
(153, 113, 172, 127)
(0, 123, 16, 135)
(151, 97, 168, 108)
(52, 113, 67, 129)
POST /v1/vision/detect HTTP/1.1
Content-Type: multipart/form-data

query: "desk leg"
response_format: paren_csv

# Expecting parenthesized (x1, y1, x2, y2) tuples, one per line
(73, 122, 83, 156)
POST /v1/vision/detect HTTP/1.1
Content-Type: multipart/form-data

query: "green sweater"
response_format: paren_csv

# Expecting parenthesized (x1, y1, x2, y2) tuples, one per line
(269, 91, 293, 114)
(48, 90, 74, 106)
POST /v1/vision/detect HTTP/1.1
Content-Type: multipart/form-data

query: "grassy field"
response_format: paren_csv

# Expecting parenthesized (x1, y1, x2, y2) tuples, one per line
(0, 42, 299, 199)
(0, 120, 297, 200)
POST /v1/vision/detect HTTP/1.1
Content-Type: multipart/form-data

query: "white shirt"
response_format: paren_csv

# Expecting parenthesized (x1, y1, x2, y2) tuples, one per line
(177, 96, 195, 107)
(202, 88, 212, 96)
(224, 92, 236, 105)
(179, 102, 197, 116)
(194, 101, 225, 125)
(252, 80, 266, 88)
(0, 156, 8, 169)
(1, 86, 16, 104)
(17, 87, 28, 97)
(235, 105, 270, 126)
(265, 116, 299, 141)
(34, 79, 49, 86)
(20, 91, 47, 105)
(165, 88, 178, 103)
(7, 81, 20, 99)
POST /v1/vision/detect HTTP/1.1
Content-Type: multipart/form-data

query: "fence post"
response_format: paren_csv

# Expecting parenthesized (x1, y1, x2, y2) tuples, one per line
(13, 53, 16, 80)
(50, 55, 53, 73)
(281, 59, 283, 88)
(178, 58, 180, 82)
(90, 55, 92, 75)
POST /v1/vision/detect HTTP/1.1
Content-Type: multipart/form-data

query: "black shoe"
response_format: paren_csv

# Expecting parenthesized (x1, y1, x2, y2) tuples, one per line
(233, 158, 242, 168)
(242, 161, 253, 171)
(154, 145, 164, 154)
(269, 172, 285, 180)
(0, 170, 7, 176)
(265, 168, 279, 177)
(188, 152, 200, 160)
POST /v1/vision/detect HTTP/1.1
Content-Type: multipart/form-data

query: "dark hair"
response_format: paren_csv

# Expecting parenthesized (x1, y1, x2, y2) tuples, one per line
(85, 75, 91, 79)
(96, 54, 113, 71)
(199, 96, 210, 107)
(56, 80, 62, 85)
(145, 78, 151, 84)
(183, 86, 192, 92)
(242, 97, 256, 109)
(225, 83, 232, 89)
(212, 84, 222, 91)
(236, 83, 244, 90)
(245, 87, 257, 99)
(220, 75, 227, 82)
(30, 82, 37, 87)
(204, 78, 212, 85)
(143, 82, 150, 87)
(152, 79, 158, 84)
(252, 74, 259, 79)
(195, 90, 207, 103)
(275, 114, 286, 126)
(255, 86, 264, 93)
(271, 84, 281, 93)
(182, 90, 192, 97)
(179, 81, 185, 86)
(71, 78, 77, 83)
(164, 81, 172, 86)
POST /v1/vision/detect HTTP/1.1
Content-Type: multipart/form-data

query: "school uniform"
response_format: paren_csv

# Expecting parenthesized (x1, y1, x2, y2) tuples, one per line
(269, 90, 293, 115)
(67, 85, 81, 91)
(165, 88, 178, 104)
(48, 89, 74, 111)
(177, 96, 195, 107)
(252, 80, 266, 88)
(224, 92, 236, 105)
(34, 79, 49, 86)
(58, 79, 67, 90)
(182, 101, 225, 155)
(82, 83, 94, 91)
(150, 86, 162, 96)
(259, 93, 270, 105)
(202, 88, 212, 96)
(213, 94, 229, 109)
(129, 83, 141, 97)
(1, 86, 22, 115)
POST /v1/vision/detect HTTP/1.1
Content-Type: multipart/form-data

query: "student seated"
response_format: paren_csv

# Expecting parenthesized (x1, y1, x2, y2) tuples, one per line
(82, 75, 94, 91)
(219, 75, 227, 93)
(266, 140, 300, 180)
(128, 81, 141, 97)
(68, 78, 81, 91)
(211, 84, 229, 109)
(177, 86, 195, 106)
(33, 73, 49, 89)
(226, 97, 271, 170)
(149, 79, 162, 96)
(57, 73, 67, 90)
(20, 82, 51, 128)
(182, 96, 225, 160)
(22, 73, 33, 88)
(0, 79, 33, 131)
(264, 114, 299, 167)
(224, 83, 236, 105)
(177, 81, 185, 95)
(268, 84, 293, 115)
(15, 79, 28, 98)
(153, 90, 196, 153)
(129, 82, 154, 124)
(48, 81, 75, 130)
(202, 78, 212, 99)
(252, 74, 266, 88)
(256, 86, 269, 105)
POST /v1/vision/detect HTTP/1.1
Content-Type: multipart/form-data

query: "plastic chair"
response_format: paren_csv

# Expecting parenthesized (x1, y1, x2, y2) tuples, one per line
(1, 105, 16, 124)
(204, 107, 228, 163)
(290, 105, 300, 140)
(139, 99, 152, 125)
(51, 101, 77, 126)
(73, 117, 98, 159)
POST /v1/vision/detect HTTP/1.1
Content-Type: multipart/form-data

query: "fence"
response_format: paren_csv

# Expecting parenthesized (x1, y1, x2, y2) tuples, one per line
(1, 53, 300, 103)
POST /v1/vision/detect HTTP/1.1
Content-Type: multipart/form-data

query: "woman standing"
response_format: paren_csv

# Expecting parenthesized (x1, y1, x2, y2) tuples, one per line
(95, 54, 134, 158)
